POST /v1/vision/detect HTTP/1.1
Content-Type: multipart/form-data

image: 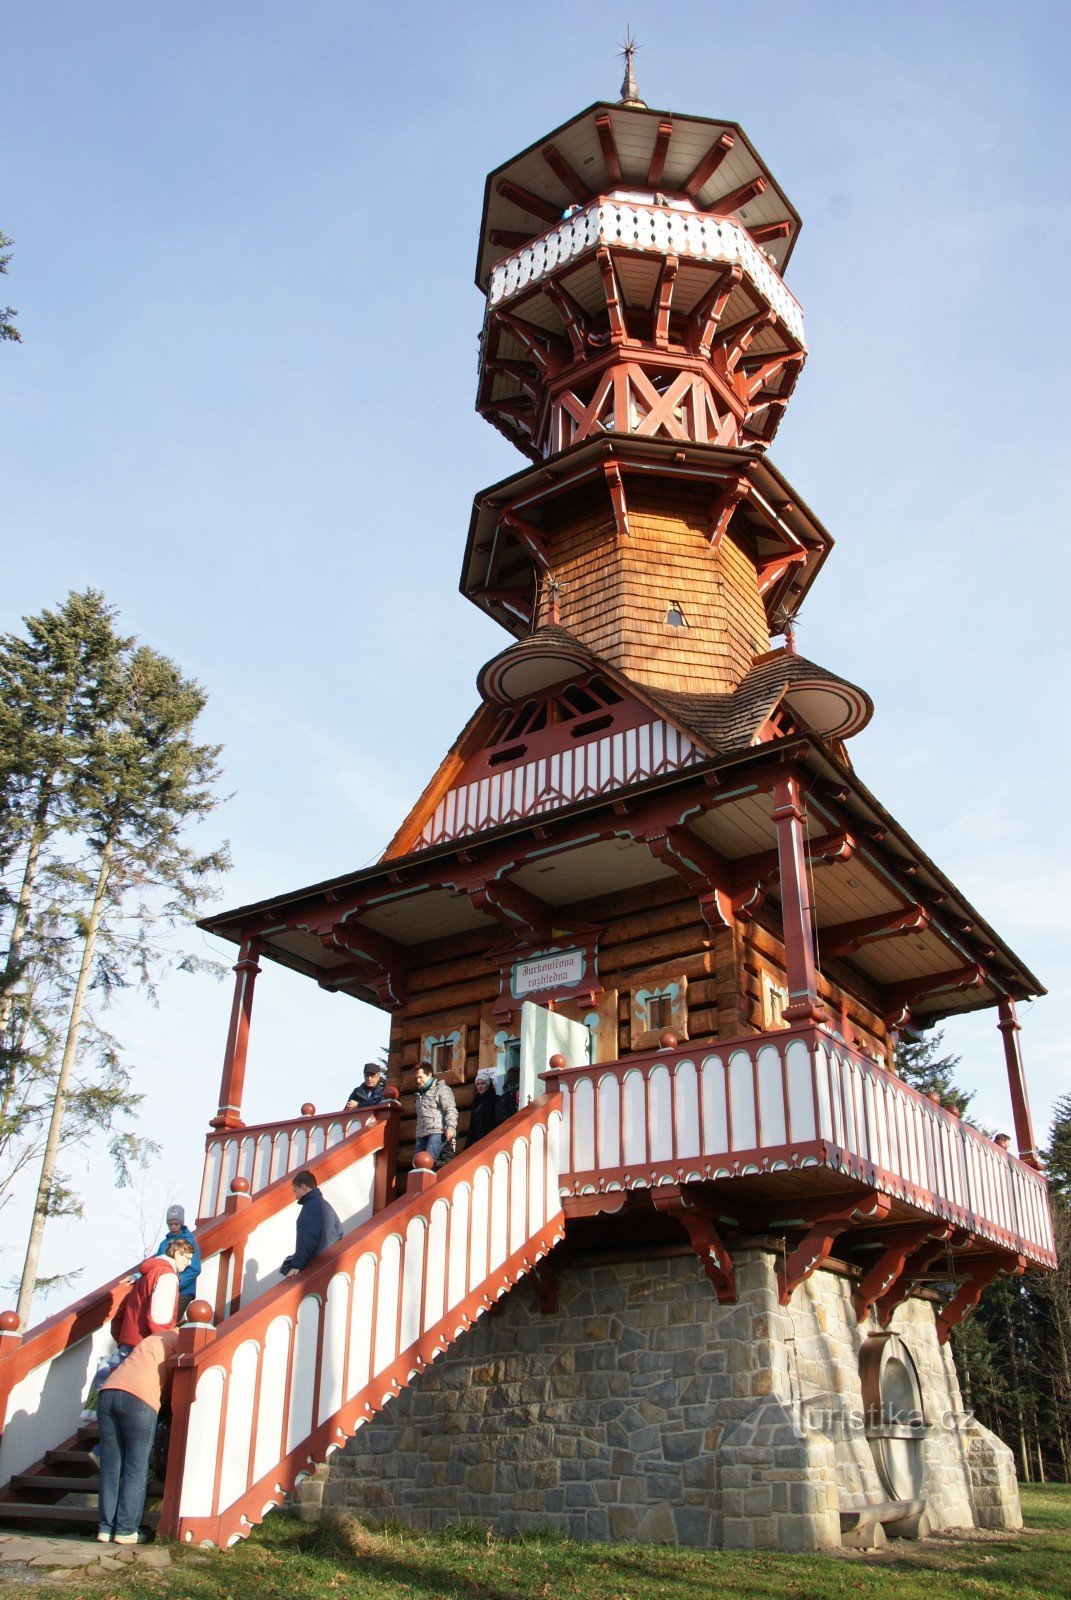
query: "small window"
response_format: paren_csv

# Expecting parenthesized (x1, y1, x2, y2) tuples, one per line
(666, 602, 688, 628)
(645, 992, 673, 1031)
(588, 675, 623, 706)
(430, 1040, 453, 1075)
(504, 1037, 521, 1073)
(561, 683, 600, 715)
(762, 974, 789, 1030)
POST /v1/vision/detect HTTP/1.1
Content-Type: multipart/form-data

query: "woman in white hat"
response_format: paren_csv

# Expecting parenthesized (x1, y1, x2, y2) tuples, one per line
(464, 1070, 500, 1148)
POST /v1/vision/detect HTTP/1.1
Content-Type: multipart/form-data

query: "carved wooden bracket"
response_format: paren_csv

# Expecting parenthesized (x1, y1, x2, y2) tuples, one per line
(874, 1233, 959, 1327)
(651, 1186, 737, 1302)
(776, 1195, 891, 1305)
(935, 1254, 1023, 1345)
(852, 1225, 948, 1323)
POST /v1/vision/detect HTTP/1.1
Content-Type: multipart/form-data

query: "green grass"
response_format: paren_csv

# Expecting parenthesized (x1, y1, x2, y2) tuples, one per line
(14, 1484, 1071, 1600)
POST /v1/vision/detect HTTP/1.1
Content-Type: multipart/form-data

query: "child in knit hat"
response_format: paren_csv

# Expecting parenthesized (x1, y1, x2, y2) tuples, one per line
(154, 1204, 201, 1318)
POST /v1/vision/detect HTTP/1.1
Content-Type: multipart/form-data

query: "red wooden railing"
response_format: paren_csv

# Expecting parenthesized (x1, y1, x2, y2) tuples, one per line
(0, 1109, 399, 1490)
(199, 1104, 391, 1220)
(159, 1095, 564, 1547)
(543, 1025, 1056, 1267)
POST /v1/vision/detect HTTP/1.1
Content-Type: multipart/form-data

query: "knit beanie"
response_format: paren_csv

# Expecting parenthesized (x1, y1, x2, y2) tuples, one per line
(166, 1204, 185, 1226)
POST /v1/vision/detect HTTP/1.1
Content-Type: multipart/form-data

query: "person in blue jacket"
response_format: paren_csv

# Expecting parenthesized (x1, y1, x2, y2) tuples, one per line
(281, 1171, 342, 1277)
(155, 1205, 201, 1318)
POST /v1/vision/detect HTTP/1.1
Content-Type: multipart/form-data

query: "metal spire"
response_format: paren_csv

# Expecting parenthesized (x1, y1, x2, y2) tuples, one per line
(618, 27, 646, 108)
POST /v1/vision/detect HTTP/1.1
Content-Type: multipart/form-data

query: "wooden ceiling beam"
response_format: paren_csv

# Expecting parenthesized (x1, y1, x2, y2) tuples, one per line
(718, 306, 778, 371)
(541, 143, 592, 205)
(488, 229, 535, 250)
(646, 119, 673, 187)
(881, 964, 987, 1010)
(484, 357, 542, 399)
(706, 175, 767, 217)
(821, 905, 930, 960)
(594, 113, 622, 184)
(495, 177, 563, 225)
(681, 131, 735, 199)
(747, 220, 792, 245)
(493, 310, 562, 376)
(498, 509, 550, 566)
(689, 264, 743, 358)
(544, 280, 594, 359)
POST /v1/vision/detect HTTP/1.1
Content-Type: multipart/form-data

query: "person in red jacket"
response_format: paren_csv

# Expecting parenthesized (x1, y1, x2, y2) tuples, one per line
(110, 1239, 194, 1355)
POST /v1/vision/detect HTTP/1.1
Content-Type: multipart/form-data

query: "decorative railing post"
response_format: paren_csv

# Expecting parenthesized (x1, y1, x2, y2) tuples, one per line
(158, 1301, 216, 1542)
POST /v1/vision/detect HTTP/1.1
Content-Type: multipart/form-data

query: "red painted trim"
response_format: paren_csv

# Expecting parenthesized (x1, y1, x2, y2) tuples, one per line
(0, 1113, 398, 1445)
(212, 939, 262, 1128)
(162, 1097, 565, 1546)
(998, 998, 1039, 1166)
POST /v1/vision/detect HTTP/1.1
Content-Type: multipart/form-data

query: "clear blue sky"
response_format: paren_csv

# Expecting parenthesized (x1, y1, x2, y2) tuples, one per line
(2, 1, 1069, 1312)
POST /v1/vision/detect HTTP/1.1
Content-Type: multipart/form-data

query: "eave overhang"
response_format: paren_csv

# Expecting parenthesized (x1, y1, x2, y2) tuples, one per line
(199, 737, 1043, 1029)
(477, 101, 802, 287)
(460, 434, 833, 637)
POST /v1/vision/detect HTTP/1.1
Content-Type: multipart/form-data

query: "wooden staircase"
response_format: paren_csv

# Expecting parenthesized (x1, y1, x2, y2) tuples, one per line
(0, 1423, 162, 1535)
(0, 1098, 565, 1548)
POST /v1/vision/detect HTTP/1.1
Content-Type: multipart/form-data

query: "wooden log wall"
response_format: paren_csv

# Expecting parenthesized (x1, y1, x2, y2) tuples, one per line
(384, 875, 894, 1170)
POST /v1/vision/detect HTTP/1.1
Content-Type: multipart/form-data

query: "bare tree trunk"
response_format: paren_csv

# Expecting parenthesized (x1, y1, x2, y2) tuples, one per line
(0, 971, 37, 1130)
(1004, 1296, 1031, 1482)
(16, 822, 116, 1328)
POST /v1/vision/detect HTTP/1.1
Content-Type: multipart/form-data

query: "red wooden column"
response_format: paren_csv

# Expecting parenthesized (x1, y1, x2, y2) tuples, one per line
(771, 775, 824, 1023)
(997, 997, 1039, 1167)
(211, 937, 262, 1129)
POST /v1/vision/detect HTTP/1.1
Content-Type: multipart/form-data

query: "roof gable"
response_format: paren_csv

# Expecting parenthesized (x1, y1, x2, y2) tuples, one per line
(382, 648, 715, 859)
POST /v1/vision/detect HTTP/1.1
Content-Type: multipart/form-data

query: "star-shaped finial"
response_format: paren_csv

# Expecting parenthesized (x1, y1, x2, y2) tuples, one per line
(617, 27, 646, 108)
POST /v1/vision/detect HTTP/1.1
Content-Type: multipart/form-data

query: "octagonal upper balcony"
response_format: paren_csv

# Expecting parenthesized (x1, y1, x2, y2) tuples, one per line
(475, 103, 807, 460)
(477, 194, 807, 460)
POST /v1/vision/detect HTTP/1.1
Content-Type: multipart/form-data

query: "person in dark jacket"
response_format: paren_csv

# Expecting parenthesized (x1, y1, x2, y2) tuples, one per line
(345, 1062, 386, 1109)
(154, 1204, 201, 1318)
(465, 1070, 500, 1147)
(495, 1064, 520, 1125)
(281, 1171, 342, 1277)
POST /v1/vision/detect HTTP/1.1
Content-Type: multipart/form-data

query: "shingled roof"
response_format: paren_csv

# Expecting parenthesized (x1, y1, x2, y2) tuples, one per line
(477, 627, 873, 756)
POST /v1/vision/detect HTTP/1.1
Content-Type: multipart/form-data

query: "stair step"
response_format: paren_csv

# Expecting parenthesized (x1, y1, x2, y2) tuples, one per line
(44, 1449, 98, 1466)
(8, 1474, 164, 1495)
(0, 1502, 159, 1530)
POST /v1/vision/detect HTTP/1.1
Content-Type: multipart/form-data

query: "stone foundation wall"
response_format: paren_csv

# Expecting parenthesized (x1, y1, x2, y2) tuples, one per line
(299, 1247, 1020, 1547)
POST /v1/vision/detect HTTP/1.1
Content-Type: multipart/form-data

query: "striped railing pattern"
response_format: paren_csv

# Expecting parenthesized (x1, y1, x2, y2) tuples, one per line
(417, 718, 703, 848)
(543, 1027, 1056, 1267)
(0, 1117, 398, 1491)
(488, 200, 806, 347)
(161, 1097, 565, 1547)
(200, 1106, 390, 1220)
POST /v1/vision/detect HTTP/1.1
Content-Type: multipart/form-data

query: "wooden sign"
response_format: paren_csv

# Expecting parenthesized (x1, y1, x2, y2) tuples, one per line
(511, 947, 586, 999)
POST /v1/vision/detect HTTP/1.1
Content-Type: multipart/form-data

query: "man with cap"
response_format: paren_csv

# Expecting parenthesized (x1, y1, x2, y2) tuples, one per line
(154, 1205, 201, 1319)
(464, 1070, 500, 1148)
(345, 1062, 386, 1110)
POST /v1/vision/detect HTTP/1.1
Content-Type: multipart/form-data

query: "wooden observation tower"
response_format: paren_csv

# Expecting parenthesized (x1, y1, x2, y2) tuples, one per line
(0, 46, 1056, 1553)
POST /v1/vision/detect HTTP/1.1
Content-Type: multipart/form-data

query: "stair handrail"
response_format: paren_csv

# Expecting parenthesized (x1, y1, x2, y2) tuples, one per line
(0, 1104, 399, 1486)
(158, 1092, 565, 1547)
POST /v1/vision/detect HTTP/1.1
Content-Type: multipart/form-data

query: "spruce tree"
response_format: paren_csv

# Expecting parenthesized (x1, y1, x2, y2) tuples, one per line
(894, 1027, 973, 1119)
(0, 231, 20, 343)
(15, 642, 229, 1324)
